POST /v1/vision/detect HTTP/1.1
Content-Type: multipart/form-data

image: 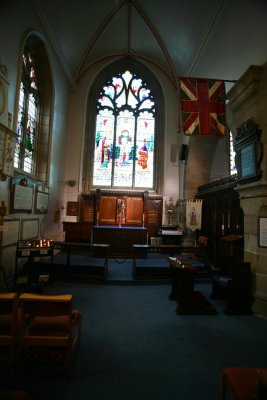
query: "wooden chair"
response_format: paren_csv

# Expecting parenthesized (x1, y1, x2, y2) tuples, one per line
(220, 367, 267, 400)
(0, 292, 18, 372)
(0, 389, 31, 400)
(18, 293, 82, 379)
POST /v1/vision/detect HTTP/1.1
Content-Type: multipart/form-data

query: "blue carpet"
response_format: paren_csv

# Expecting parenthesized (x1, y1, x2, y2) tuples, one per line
(1, 281, 267, 400)
(42, 251, 208, 282)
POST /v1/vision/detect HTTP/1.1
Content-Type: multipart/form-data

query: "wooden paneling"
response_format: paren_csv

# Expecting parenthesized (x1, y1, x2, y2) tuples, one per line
(63, 222, 92, 242)
(147, 198, 162, 226)
(80, 194, 95, 223)
(68, 190, 163, 245)
(196, 178, 244, 268)
(145, 197, 163, 237)
(126, 197, 143, 225)
(80, 202, 94, 223)
(99, 196, 117, 224)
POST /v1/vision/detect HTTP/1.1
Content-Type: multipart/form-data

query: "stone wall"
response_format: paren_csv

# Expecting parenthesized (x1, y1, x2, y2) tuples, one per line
(227, 61, 267, 316)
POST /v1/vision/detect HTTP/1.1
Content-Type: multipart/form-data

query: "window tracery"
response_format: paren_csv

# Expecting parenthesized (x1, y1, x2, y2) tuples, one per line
(93, 69, 156, 189)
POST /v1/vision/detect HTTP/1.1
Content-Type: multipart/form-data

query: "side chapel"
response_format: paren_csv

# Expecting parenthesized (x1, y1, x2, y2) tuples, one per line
(1, 1, 267, 318)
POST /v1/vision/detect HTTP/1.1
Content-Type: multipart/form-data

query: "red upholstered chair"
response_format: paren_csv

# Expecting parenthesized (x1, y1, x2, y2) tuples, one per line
(18, 293, 82, 379)
(0, 390, 31, 400)
(0, 292, 18, 371)
(220, 367, 267, 400)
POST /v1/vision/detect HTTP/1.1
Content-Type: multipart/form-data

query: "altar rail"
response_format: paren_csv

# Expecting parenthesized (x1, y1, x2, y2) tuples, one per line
(53, 241, 110, 265)
(132, 244, 209, 259)
(132, 244, 210, 280)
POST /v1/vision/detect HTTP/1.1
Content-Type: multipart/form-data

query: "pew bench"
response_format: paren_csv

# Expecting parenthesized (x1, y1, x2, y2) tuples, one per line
(211, 261, 252, 314)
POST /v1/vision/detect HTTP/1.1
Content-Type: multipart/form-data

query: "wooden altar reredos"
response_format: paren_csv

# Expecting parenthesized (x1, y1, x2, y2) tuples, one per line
(63, 189, 163, 243)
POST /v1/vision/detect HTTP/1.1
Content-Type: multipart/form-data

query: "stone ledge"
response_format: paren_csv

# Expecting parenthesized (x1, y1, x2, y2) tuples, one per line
(235, 179, 267, 198)
(227, 65, 262, 111)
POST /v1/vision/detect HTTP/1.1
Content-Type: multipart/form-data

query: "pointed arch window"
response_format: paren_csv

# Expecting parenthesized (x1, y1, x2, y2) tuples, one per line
(14, 35, 53, 184)
(93, 70, 156, 189)
(230, 130, 237, 175)
(14, 48, 39, 174)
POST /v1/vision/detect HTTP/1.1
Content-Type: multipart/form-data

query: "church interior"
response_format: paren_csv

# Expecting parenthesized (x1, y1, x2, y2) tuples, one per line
(1, 0, 267, 399)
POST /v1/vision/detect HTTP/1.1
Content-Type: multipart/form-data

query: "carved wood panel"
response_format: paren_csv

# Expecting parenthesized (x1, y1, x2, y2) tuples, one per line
(126, 197, 143, 225)
(80, 197, 95, 222)
(99, 196, 117, 224)
(77, 190, 163, 242)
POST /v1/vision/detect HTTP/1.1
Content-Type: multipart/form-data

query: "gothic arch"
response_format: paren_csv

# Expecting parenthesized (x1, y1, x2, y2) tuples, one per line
(83, 58, 164, 193)
(14, 32, 53, 184)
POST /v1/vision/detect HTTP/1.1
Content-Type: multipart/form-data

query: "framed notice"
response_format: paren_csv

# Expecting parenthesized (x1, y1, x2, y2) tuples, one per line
(21, 218, 39, 241)
(36, 192, 48, 213)
(35, 183, 49, 214)
(2, 218, 20, 246)
(234, 118, 262, 184)
(13, 184, 33, 212)
(10, 176, 34, 213)
(259, 217, 267, 247)
(240, 143, 256, 179)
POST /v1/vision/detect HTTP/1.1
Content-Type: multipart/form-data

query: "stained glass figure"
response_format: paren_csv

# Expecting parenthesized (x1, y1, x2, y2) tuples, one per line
(93, 70, 155, 188)
(15, 50, 38, 174)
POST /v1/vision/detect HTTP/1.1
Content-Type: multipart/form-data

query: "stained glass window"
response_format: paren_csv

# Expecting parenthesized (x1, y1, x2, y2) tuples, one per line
(93, 70, 155, 188)
(14, 49, 39, 174)
(230, 130, 237, 175)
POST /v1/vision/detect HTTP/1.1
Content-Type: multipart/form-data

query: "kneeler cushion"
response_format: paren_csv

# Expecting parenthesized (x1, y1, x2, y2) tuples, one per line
(27, 310, 81, 337)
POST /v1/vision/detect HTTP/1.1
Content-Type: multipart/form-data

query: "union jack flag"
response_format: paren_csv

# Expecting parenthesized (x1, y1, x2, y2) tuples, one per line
(179, 77, 226, 137)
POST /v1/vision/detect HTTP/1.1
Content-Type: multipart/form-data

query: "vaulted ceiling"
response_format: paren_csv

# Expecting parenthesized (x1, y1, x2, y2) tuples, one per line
(33, 0, 267, 92)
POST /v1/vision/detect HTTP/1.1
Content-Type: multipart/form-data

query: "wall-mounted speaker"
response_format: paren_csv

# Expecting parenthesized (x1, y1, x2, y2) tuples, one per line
(179, 144, 188, 162)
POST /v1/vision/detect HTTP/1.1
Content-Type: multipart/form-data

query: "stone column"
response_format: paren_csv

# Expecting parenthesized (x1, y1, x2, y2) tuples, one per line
(227, 62, 267, 316)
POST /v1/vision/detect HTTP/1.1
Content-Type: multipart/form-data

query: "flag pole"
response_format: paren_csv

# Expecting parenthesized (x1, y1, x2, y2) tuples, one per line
(181, 76, 237, 83)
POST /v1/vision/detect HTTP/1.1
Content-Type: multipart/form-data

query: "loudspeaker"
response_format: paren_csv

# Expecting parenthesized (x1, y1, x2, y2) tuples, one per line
(179, 144, 188, 161)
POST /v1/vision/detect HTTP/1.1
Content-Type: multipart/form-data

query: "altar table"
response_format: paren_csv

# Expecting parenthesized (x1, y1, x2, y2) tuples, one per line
(92, 226, 148, 258)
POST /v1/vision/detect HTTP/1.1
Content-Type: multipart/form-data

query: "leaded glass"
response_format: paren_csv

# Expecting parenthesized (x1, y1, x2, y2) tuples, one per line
(113, 111, 135, 187)
(93, 110, 114, 186)
(15, 49, 38, 174)
(135, 112, 154, 188)
(230, 131, 237, 175)
(93, 70, 155, 188)
(14, 83, 25, 168)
